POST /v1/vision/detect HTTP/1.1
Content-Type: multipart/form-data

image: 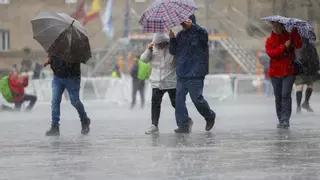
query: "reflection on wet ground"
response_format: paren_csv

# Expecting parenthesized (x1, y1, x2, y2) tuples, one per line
(1, 96, 320, 180)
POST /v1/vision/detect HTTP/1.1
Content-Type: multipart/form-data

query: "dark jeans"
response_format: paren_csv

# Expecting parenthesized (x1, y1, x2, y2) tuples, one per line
(131, 79, 145, 108)
(2, 94, 37, 111)
(175, 78, 215, 128)
(271, 75, 295, 123)
(15, 94, 37, 110)
(52, 76, 88, 125)
(151, 88, 176, 127)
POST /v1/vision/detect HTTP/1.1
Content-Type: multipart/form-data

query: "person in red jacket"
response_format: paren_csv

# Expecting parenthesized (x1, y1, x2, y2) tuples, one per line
(265, 21, 302, 129)
(2, 72, 37, 111)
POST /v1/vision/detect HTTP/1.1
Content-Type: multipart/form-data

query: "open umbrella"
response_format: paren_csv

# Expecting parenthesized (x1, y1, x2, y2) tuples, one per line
(285, 18, 316, 41)
(139, 0, 198, 33)
(262, 15, 316, 41)
(31, 12, 91, 64)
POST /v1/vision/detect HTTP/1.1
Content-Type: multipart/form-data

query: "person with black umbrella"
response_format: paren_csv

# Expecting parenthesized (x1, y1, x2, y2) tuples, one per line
(43, 34, 91, 136)
(31, 12, 92, 136)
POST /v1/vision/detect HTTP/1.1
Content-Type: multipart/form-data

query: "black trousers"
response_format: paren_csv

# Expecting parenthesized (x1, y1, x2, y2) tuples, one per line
(152, 88, 176, 127)
(131, 80, 145, 108)
(2, 94, 37, 111)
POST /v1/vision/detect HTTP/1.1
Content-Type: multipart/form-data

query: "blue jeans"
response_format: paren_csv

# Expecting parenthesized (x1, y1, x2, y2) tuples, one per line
(51, 76, 88, 125)
(270, 75, 295, 123)
(175, 78, 215, 128)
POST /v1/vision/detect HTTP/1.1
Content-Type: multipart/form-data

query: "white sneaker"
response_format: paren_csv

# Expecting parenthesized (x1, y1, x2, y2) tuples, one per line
(145, 125, 159, 134)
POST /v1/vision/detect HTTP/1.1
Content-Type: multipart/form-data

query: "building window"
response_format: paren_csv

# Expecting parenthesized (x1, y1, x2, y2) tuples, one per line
(65, 0, 77, 4)
(0, 30, 10, 51)
(0, 0, 10, 4)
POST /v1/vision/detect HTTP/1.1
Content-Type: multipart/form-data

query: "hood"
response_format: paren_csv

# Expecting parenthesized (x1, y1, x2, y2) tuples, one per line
(189, 14, 196, 24)
(152, 33, 169, 44)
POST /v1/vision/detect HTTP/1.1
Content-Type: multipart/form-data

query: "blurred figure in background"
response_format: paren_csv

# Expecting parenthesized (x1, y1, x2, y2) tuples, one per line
(130, 55, 146, 109)
(11, 64, 18, 73)
(265, 22, 302, 129)
(169, 14, 216, 133)
(32, 61, 43, 79)
(141, 33, 192, 134)
(20, 47, 33, 73)
(112, 64, 121, 78)
(258, 51, 273, 97)
(295, 37, 320, 113)
(1, 71, 37, 111)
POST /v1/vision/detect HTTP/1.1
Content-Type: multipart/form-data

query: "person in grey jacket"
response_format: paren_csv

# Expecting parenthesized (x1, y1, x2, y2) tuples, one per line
(140, 33, 193, 134)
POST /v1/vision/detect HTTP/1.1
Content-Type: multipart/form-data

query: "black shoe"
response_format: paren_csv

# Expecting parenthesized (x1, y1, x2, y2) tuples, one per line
(296, 106, 302, 114)
(282, 122, 290, 129)
(277, 123, 282, 129)
(81, 118, 91, 135)
(277, 122, 290, 129)
(45, 124, 60, 136)
(302, 102, 314, 112)
(205, 114, 216, 131)
(174, 127, 190, 134)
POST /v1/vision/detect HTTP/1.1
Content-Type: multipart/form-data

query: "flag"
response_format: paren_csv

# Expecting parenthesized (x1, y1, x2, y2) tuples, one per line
(70, 0, 86, 20)
(102, 0, 114, 38)
(83, 0, 101, 25)
(123, 0, 130, 38)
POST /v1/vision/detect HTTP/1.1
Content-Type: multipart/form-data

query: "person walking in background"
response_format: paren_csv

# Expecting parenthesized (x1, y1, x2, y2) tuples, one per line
(258, 51, 273, 97)
(169, 14, 216, 133)
(43, 36, 91, 136)
(11, 64, 18, 73)
(112, 64, 122, 78)
(130, 55, 146, 109)
(1, 71, 37, 112)
(295, 37, 320, 113)
(265, 22, 302, 129)
(141, 33, 193, 134)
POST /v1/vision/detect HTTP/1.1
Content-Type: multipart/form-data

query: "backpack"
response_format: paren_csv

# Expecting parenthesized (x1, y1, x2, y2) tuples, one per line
(137, 59, 151, 80)
(0, 76, 14, 103)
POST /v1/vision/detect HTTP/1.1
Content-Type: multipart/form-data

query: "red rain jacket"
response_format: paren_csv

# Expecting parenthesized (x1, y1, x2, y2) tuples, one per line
(9, 72, 29, 102)
(265, 30, 302, 77)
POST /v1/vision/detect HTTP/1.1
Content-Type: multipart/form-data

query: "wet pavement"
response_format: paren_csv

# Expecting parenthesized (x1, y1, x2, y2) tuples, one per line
(1, 95, 320, 180)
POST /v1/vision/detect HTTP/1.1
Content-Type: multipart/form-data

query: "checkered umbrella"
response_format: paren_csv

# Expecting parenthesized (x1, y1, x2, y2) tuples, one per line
(139, 0, 198, 33)
(262, 15, 316, 41)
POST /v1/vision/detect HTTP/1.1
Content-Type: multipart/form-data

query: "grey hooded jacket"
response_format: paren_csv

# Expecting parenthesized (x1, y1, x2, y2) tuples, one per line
(140, 33, 176, 90)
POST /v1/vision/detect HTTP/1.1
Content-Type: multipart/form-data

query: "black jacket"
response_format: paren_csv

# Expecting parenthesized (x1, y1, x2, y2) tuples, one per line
(50, 55, 81, 78)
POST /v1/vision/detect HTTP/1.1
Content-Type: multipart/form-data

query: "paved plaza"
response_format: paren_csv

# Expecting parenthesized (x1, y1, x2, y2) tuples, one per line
(0, 95, 320, 180)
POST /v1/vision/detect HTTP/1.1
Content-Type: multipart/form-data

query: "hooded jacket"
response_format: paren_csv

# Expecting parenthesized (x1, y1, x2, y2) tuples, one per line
(140, 33, 176, 89)
(9, 72, 29, 102)
(265, 29, 302, 77)
(169, 15, 209, 79)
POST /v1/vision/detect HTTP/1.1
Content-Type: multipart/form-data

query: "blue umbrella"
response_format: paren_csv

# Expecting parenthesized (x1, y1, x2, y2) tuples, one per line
(262, 15, 316, 41)
(284, 18, 316, 41)
(262, 15, 290, 24)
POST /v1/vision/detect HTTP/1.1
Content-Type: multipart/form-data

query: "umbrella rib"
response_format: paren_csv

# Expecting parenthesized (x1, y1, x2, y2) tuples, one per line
(33, 24, 68, 37)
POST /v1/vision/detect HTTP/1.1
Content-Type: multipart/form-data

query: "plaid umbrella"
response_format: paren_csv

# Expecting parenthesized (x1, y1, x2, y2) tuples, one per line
(139, 0, 198, 33)
(262, 15, 316, 41)
(31, 12, 91, 64)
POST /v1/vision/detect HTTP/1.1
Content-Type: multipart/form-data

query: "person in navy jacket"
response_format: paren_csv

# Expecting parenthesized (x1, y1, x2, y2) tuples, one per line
(169, 14, 216, 133)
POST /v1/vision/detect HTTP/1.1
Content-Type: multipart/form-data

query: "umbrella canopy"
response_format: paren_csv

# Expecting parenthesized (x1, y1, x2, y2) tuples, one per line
(31, 12, 91, 64)
(285, 18, 316, 41)
(262, 15, 290, 24)
(139, 0, 198, 33)
(262, 15, 316, 41)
